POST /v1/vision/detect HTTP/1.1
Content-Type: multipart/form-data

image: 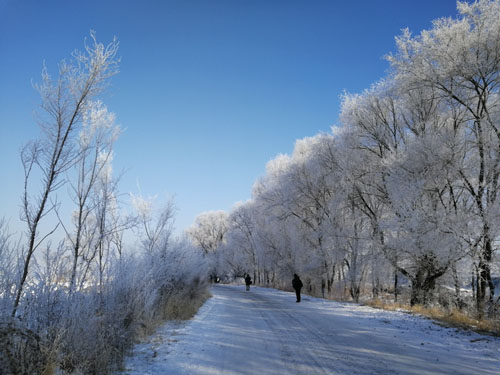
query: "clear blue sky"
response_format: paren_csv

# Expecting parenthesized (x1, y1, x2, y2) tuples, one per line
(0, 0, 459, 235)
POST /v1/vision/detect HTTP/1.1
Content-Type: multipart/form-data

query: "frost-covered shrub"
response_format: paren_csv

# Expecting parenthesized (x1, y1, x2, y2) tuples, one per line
(0, 219, 17, 317)
(0, 318, 48, 375)
(55, 242, 208, 374)
(134, 240, 209, 328)
(0, 238, 209, 375)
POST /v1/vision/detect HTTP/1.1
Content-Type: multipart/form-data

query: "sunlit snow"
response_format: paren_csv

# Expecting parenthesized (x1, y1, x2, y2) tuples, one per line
(121, 285, 500, 375)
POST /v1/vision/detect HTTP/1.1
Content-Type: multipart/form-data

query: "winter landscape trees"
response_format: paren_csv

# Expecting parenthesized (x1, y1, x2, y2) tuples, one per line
(0, 33, 209, 374)
(3, 1, 500, 374)
(205, 0, 500, 319)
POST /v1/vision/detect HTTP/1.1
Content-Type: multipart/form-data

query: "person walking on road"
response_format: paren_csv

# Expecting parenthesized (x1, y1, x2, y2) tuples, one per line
(292, 274, 303, 302)
(245, 274, 252, 291)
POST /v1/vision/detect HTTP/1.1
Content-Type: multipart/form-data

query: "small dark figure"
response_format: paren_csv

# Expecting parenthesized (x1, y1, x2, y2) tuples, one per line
(245, 274, 252, 291)
(292, 274, 303, 302)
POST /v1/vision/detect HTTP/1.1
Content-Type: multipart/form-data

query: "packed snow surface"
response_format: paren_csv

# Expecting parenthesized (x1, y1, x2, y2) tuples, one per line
(122, 285, 500, 374)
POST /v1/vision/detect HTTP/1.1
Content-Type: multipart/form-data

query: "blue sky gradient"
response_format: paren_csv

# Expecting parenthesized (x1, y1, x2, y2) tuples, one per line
(0, 0, 459, 235)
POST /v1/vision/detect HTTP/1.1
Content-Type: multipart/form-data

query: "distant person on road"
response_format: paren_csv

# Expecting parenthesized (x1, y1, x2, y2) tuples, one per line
(292, 274, 303, 302)
(245, 274, 252, 291)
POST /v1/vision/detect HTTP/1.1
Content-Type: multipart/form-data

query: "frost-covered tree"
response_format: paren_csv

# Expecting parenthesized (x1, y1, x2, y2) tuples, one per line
(223, 202, 259, 279)
(339, 80, 470, 305)
(0, 219, 18, 315)
(132, 194, 176, 256)
(53, 101, 121, 292)
(388, 0, 500, 307)
(14, 31, 119, 317)
(186, 210, 229, 280)
(187, 211, 229, 255)
(91, 151, 120, 292)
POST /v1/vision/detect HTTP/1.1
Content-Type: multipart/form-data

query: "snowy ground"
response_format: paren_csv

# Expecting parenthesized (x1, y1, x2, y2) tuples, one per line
(121, 285, 500, 375)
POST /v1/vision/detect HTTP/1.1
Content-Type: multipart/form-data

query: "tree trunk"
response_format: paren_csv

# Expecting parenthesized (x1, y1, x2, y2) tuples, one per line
(394, 271, 398, 303)
(410, 274, 437, 306)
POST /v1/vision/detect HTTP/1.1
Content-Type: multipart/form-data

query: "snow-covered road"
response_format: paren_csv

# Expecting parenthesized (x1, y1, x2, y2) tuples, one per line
(122, 285, 500, 375)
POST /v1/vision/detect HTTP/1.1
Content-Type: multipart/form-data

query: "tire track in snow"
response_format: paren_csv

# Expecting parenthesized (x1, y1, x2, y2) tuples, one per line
(246, 289, 390, 375)
(254, 296, 332, 374)
(122, 285, 500, 375)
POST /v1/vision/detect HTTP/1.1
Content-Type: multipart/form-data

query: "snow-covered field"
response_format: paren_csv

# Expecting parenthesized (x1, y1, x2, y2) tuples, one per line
(121, 285, 500, 375)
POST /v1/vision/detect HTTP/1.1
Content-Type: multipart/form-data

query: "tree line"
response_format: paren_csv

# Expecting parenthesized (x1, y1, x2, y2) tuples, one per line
(188, 0, 500, 316)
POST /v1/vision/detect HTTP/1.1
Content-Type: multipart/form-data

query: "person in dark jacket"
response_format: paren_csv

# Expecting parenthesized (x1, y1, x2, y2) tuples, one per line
(292, 274, 303, 302)
(245, 274, 252, 291)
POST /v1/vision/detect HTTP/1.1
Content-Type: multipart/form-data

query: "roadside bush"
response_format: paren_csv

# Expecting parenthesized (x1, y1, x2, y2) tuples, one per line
(0, 241, 209, 375)
(0, 319, 48, 375)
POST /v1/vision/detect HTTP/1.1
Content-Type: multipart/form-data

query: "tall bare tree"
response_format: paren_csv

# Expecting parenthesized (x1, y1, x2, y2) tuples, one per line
(131, 194, 176, 256)
(57, 101, 121, 292)
(13, 32, 119, 317)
